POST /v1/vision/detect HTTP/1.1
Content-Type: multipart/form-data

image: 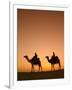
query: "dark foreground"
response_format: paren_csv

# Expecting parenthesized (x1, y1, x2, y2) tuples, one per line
(17, 69, 64, 81)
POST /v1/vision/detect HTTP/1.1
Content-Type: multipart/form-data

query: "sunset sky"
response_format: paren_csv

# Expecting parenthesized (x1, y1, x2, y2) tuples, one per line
(17, 9, 64, 72)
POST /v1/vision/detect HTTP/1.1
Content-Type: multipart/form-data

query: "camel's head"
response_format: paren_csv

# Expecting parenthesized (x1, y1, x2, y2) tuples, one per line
(24, 55, 28, 58)
(45, 56, 49, 60)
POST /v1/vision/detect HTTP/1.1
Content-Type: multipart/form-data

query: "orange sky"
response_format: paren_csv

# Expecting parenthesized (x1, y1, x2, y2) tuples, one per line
(17, 9, 64, 72)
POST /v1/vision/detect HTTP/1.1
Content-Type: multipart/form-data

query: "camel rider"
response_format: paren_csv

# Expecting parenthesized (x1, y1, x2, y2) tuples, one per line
(51, 52, 55, 59)
(32, 52, 38, 61)
(34, 52, 38, 60)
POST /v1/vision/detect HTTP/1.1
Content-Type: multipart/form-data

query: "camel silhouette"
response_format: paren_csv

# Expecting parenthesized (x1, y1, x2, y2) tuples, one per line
(24, 55, 42, 72)
(45, 56, 61, 71)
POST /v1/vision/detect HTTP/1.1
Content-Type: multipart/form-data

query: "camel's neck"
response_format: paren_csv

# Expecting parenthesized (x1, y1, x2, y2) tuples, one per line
(25, 57, 31, 63)
(48, 59, 51, 63)
(47, 57, 51, 63)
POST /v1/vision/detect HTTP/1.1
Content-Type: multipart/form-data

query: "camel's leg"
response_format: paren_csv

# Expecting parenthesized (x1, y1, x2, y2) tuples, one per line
(59, 62, 61, 70)
(41, 65, 42, 71)
(51, 65, 53, 71)
(51, 65, 52, 71)
(53, 65, 55, 71)
(31, 64, 34, 72)
(31, 65, 33, 72)
(32, 65, 34, 72)
(39, 66, 40, 72)
(38, 65, 42, 72)
(51, 64, 54, 71)
(38, 63, 42, 72)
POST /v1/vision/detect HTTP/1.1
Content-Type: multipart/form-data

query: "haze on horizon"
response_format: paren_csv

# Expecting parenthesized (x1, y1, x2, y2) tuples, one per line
(17, 9, 64, 72)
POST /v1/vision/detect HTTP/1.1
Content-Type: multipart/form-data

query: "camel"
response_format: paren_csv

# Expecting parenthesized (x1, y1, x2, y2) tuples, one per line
(45, 56, 61, 71)
(24, 55, 42, 72)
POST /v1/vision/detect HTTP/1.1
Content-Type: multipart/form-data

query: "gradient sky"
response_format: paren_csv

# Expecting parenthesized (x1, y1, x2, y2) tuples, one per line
(17, 9, 64, 72)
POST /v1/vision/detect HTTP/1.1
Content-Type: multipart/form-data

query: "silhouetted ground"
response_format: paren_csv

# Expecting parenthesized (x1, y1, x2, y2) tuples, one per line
(17, 69, 64, 81)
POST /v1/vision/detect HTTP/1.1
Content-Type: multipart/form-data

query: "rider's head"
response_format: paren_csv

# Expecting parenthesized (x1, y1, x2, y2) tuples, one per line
(53, 52, 55, 56)
(35, 52, 37, 56)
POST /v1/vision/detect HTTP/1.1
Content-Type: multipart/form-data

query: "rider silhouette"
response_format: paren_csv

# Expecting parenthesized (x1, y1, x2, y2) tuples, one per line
(51, 52, 55, 59)
(32, 52, 38, 61)
(34, 52, 38, 59)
